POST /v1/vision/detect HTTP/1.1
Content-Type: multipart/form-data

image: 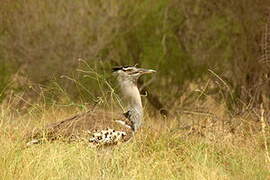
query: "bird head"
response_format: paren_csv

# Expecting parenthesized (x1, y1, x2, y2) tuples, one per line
(112, 66, 156, 82)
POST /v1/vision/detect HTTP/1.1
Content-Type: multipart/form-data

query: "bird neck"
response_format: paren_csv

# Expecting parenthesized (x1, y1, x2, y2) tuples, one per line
(119, 79, 143, 131)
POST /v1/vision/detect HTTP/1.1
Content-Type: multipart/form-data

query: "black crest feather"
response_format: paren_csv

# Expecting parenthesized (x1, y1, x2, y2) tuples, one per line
(112, 66, 132, 72)
(112, 67, 123, 72)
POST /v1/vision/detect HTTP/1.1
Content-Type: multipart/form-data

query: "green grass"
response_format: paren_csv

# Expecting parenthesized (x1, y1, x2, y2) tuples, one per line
(0, 105, 269, 180)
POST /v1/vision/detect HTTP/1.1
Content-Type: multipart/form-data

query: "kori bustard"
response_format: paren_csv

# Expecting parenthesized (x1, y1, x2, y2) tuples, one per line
(26, 66, 156, 146)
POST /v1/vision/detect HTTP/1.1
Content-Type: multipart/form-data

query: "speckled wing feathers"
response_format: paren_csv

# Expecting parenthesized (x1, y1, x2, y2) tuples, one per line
(25, 109, 134, 146)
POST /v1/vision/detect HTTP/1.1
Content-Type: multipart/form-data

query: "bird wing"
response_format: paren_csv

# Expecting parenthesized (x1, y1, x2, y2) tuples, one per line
(25, 109, 133, 143)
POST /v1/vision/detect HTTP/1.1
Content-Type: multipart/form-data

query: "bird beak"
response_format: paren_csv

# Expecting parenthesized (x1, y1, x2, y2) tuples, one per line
(138, 68, 156, 74)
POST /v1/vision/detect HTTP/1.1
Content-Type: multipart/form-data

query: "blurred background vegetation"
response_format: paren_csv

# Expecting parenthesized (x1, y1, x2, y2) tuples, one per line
(0, 0, 270, 115)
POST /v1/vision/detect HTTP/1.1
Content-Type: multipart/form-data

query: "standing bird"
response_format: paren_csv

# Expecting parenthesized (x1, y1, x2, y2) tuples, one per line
(26, 66, 156, 147)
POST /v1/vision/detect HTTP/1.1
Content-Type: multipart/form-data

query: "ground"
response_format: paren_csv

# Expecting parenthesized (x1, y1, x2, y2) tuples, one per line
(0, 103, 269, 180)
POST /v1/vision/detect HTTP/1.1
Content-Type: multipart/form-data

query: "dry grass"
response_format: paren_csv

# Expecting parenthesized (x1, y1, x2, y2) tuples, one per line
(0, 99, 269, 180)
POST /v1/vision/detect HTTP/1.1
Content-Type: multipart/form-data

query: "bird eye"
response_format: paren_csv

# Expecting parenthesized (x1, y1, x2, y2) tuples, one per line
(123, 68, 132, 72)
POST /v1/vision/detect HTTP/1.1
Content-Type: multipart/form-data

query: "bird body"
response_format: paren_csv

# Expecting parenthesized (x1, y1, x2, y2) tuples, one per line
(27, 109, 133, 146)
(26, 66, 156, 147)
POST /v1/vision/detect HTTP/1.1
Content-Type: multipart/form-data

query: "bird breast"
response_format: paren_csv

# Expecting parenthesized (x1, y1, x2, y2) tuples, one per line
(120, 82, 142, 108)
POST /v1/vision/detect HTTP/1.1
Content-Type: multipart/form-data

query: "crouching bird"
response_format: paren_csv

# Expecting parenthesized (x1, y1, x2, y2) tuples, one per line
(25, 66, 156, 147)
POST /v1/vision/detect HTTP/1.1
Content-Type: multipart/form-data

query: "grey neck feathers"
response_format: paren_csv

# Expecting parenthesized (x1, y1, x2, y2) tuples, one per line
(118, 78, 143, 131)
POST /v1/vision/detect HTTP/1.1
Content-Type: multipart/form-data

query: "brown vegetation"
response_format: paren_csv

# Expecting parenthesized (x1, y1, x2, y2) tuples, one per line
(0, 0, 269, 111)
